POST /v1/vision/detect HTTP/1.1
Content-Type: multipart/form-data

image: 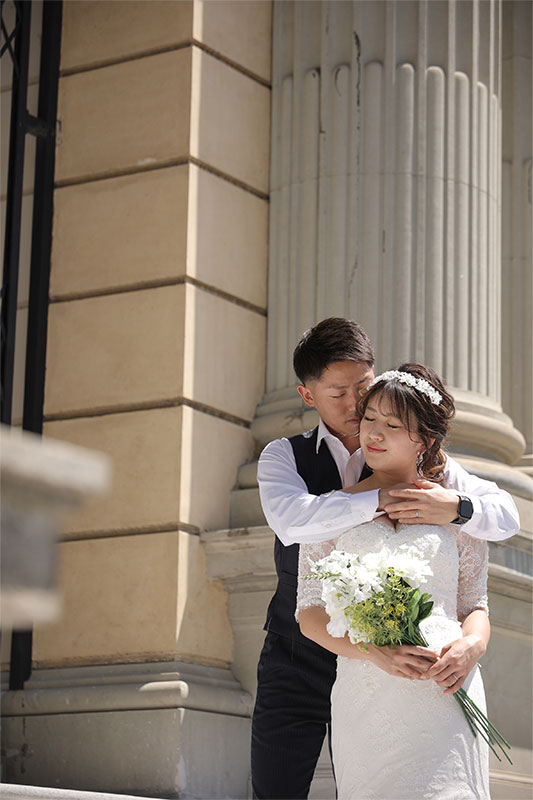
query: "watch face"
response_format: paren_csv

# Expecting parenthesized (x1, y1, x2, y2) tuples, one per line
(458, 497, 474, 520)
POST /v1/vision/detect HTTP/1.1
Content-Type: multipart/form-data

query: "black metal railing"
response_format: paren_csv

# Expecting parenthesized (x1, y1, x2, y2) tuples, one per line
(1, 0, 63, 690)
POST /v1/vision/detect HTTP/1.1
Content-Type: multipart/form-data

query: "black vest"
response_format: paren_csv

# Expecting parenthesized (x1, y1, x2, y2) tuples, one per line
(263, 427, 344, 648)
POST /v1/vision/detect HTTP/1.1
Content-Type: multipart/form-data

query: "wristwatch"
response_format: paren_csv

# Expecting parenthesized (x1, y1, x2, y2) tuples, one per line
(451, 495, 474, 525)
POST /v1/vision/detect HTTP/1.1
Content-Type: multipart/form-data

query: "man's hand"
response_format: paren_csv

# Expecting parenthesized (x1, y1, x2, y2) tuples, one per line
(424, 634, 486, 694)
(384, 479, 460, 525)
(377, 483, 413, 511)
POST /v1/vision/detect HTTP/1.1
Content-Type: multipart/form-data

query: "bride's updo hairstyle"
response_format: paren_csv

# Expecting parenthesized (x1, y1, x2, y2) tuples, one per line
(357, 363, 455, 483)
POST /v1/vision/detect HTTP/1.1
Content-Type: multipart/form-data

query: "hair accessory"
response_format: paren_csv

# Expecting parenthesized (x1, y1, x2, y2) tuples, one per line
(365, 370, 443, 405)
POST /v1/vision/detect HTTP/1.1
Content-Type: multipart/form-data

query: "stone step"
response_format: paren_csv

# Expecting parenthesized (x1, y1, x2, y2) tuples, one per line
(0, 786, 161, 800)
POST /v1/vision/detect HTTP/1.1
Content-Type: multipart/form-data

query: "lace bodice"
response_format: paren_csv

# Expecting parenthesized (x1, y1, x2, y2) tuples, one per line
(297, 519, 489, 624)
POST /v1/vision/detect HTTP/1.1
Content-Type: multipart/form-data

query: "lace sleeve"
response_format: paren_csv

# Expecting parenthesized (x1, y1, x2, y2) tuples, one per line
(296, 539, 337, 620)
(456, 530, 489, 620)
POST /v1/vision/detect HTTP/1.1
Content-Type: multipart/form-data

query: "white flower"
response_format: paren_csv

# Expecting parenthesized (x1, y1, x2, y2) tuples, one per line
(309, 545, 432, 607)
(314, 550, 382, 604)
(348, 628, 371, 645)
(326, 607, 349, 638)
(361, 548, 392, 578)
(387, 546, 432, 586)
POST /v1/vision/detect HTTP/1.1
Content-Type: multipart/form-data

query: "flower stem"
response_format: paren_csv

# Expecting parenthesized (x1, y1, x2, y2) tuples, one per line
(408, 629, 512, 764)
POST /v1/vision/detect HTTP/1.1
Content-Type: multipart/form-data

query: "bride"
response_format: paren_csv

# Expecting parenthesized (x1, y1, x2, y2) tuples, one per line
(296, 364, 490, 799)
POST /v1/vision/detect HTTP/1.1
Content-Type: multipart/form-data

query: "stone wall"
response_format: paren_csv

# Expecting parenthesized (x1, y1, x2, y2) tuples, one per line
(2, 3, 272, 797)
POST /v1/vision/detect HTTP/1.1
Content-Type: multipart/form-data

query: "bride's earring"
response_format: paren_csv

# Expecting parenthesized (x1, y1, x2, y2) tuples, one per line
(416, 451, 424, 477)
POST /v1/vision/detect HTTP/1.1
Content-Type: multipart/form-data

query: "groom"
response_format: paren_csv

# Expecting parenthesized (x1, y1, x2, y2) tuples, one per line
(250, 317, 519, 800)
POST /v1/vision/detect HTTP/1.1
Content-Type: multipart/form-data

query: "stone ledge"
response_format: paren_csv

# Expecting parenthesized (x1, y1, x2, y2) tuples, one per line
(0, 786, 157, 800)
(1, 661, 252, 719)
(488, 563, 533, 603)
(456, 456, 533, 502)
(201, 525, 274, 583)
(202, 527, 533, 609)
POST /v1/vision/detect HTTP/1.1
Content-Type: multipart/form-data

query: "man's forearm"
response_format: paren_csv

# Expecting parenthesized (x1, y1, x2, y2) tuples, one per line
(258, 438, 379, 545)
(260, 483, 379, 545)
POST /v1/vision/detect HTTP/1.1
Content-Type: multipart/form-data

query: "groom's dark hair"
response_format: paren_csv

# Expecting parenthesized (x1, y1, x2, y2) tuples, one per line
(293, 317, 374, 385)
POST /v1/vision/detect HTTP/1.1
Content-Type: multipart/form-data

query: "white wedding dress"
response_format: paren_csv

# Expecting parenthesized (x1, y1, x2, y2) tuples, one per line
(297, 520, 490, 800)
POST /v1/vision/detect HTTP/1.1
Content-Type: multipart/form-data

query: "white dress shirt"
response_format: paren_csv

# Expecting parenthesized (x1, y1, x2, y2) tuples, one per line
(258, 419, 520, 546)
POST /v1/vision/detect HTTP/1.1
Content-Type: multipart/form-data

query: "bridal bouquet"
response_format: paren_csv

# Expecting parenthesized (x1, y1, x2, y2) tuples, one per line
(305, 546, 512, 764)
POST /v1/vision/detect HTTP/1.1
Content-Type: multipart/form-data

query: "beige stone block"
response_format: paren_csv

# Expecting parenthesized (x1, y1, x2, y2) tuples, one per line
(176, 531, 232, 663)
(33, 532, 180, 664)
(55, 49, 191, 183)
(46, 402, 256, 535)
(191, 49, 270, 193)
(183, 284, 266, 421)
(194, 0, 272, 82)
(32, 529, 232, 667)
(51, 167, 188, 298)
(61, 1, 193, 72)
(179, 405, 254, 531)
(188, 165, 267, 308)
(44, 285, 185, 416)
(44, 408, 182, 535)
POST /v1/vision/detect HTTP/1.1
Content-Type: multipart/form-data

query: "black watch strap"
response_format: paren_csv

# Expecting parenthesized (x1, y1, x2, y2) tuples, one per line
(451, 495, 474, 525)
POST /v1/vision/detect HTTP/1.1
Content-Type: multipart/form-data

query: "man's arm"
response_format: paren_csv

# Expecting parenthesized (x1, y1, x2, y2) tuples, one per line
(444, 455, 520, 540)
(258, 438, 379, 546)
(384, 454, 520, 541)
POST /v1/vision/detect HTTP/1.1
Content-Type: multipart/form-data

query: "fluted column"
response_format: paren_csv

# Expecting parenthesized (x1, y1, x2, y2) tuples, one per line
(216, 6, 532, 793)
(214, 6, 533, 795)
(501, 0, 532, 476)
(258, 0, 525, 468)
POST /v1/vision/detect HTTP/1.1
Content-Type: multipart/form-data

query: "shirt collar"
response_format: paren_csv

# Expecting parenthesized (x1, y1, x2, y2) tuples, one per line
(316, 418, 360, 456)
(316, 419, 366, 477)
(316, 418, 334, 452)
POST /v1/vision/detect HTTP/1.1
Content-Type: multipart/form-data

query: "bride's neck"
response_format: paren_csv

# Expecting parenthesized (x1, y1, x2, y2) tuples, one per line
(371, 467, 418, 488)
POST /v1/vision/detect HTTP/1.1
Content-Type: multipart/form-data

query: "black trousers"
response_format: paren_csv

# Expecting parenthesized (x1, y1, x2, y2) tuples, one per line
(251, 631, 337, 800)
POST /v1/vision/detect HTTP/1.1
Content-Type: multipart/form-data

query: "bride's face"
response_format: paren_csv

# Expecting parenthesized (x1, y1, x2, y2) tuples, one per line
(359, 391, 425, 478)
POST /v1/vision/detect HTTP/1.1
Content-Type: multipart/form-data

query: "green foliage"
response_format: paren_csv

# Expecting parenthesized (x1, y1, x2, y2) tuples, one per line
(345, 570, 433, 648)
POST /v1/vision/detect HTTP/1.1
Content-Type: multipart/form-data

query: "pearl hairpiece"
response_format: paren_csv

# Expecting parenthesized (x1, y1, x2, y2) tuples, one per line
(365, 370, 443, 405)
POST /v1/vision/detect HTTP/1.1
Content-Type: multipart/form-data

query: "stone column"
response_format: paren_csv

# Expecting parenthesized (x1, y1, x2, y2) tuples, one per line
(218, 3, 532, 796)
(501, 0, 533, 477)
(2, 3, 271, 798)
(250, 0, 526, 472)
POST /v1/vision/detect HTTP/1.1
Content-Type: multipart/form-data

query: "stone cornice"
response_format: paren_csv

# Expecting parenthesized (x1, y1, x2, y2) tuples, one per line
(202, 527, 533, 602)
(201, 526, 275, 589)
(488, 563, 533, 603)
(1, 660, 252, 718)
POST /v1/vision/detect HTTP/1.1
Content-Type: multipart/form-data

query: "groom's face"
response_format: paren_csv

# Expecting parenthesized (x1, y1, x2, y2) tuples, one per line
(297, 360, 375, 442)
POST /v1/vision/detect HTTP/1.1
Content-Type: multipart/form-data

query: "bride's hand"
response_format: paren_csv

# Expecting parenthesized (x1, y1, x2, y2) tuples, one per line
(365, 643, 438, 680)
(424, 634, 486, 694)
